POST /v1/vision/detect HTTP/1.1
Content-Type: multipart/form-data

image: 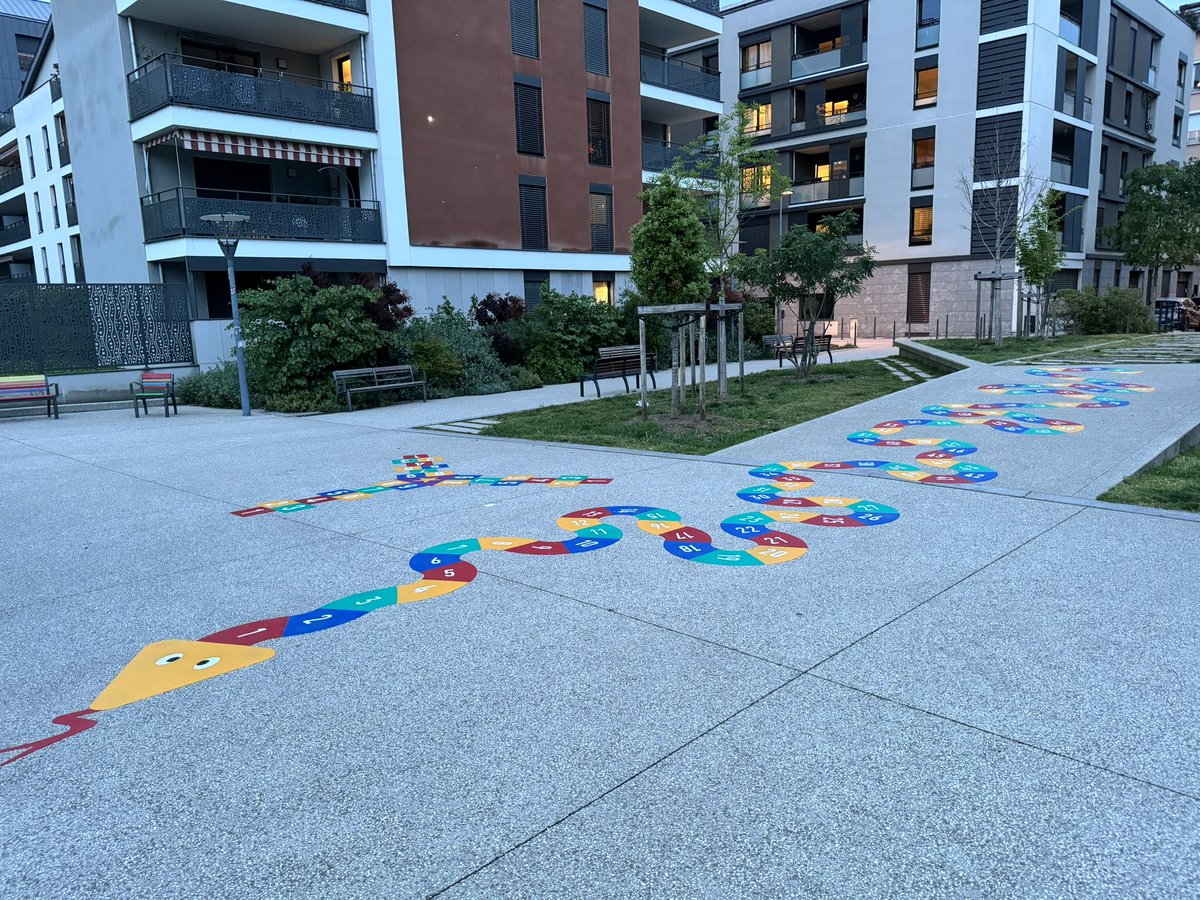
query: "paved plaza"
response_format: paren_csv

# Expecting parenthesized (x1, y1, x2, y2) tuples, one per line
(1, 354, 1198, 898)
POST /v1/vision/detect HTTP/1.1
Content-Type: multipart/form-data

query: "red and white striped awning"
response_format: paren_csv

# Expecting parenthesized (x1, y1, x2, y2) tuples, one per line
(145, 130, 363, 167)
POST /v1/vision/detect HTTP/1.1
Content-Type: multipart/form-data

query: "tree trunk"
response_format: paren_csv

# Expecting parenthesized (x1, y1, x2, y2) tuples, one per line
(716, 277, 728, 400)
(670, 323, 680, 417)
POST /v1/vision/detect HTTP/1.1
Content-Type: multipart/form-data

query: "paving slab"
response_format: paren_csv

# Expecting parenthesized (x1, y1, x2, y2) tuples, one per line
(445, 677, 1200, 899)
(813, 505, 1200, 796)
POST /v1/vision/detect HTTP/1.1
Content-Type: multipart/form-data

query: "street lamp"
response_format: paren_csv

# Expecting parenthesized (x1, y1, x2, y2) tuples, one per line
(200, 212, 252, 416)
(779, 189, 794, 238)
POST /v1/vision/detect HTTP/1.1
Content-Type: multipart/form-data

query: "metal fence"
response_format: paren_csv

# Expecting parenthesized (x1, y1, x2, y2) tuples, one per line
(0, 283, 194, 375)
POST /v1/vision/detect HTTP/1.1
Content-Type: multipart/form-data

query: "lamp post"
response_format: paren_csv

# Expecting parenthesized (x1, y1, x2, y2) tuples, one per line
(200, 213, 252, 416)
(779, 189, 794, 238)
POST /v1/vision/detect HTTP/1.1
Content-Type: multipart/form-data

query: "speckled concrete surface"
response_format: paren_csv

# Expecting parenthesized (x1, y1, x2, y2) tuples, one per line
(2, 367, 1198, 898)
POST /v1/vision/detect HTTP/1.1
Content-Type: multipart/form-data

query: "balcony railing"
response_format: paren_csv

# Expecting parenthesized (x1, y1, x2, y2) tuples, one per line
(0, 109, 12, 135)
(739, 64, 771, 90)
(911, 166, 934, 190)
(663, 0, 719, 12)
(641, 52, 720, 100)
(0, 218, 31, 247)
(816, 103, 866, 128)
(1060, 90, 1093, 119)
(916, 18, 940, 50)
(0, 165, 23, 195)
(788, 173, 865, 205)
(1058, 12, 1081, 46)
(141, 187, 383, 243)
(641, 137, 717, 175)
(1051, 154, 1073, 183)
(1146, 65, 1157, 89)
(313, 0, 367, 10)
(127, 54, 375, 130)
(0, 271, 34, 282)
(66, 201, 78, 227)
(791, 42, 865, 79)
(57, 139, 70, 166)
(50, 74, 61, 101)
(1188, 129, 1200, 145)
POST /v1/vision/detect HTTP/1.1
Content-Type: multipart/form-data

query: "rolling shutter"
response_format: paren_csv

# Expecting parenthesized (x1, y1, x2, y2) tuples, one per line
(514, 82, 544, 156)
(590, 188, 613, 253)
(519, 181, 548, 250)
(511, 0, 539, 58)
(586, 98, 610, 166)
(907, 266, 931, 324)
(740, 220, 769, 254)
(584, 3, 609, 76)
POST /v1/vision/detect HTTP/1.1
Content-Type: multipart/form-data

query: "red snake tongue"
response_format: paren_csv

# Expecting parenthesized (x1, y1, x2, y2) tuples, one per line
(0, 709, 98, 767)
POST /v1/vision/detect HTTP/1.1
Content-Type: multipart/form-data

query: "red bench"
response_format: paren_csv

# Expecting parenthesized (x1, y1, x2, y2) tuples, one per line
(0, 375, 60, 419)
(131, 371, 179, 418)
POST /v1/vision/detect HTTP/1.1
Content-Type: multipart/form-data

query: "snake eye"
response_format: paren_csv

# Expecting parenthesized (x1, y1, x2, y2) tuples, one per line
(193, 657, 220, 670)
(155, 653, 184, 666)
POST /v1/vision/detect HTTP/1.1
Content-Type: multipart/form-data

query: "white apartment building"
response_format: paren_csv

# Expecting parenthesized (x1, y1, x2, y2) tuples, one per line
(0, 0, 721, 367)
(720, 0, 1193, 336)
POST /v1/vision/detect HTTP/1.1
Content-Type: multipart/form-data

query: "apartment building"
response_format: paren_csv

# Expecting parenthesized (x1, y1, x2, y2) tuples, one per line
(1180, 2, 1200, 160)
(0, 0, 721, 364)
(721, 0, 1193, 336)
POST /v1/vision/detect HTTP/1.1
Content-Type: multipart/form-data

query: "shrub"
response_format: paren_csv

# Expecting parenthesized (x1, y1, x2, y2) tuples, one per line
(392, 300, 510, 396)
(1054, 286, 1155, 334)
(177, 360, 243, 409)
(506, 365, 543, 390)
(522, 287, 623, 383)
(472, 292, 528, 365)
(412, 335, 464, 391)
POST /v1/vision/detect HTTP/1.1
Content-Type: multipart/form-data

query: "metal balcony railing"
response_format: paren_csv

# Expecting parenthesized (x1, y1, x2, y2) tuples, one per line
(50, 74, 61, 101)
(642, 138, 694, 172)
(1051, 154, 1073, 183)
(1058, 12, 1081, 46)
(788, 173, 865, 205)
(739, 64, 771, 90)
(0, 109, 12, 135)
(57, 139, 70, 166)
(0, 271, 34, 282)
(791, 42, 865, 79)
(662, 0, 719, 13)
(816, 103, 866, 128)
(127, 54, 375, 130)
(1060, 90, 1092, 119)
(916, 18, 940, 50)
(140, 187, 383, 243)
(911, 166, 935, 190)
(0, 165, 23, 195)
(313, 0, 367, 10)
(66, 201, 78, 227)
(640, 52, 720, 100)
(0, 218, 31, 247)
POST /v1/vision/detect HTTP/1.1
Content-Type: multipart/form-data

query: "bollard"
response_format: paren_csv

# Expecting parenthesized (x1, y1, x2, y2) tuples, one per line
(892, 321, 896, 344)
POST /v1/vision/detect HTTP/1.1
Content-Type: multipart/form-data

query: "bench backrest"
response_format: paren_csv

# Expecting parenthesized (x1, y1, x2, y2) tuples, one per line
(138, 372, 175, 392)
(597, 345, 640, 361)
(0, 374, 50, 399)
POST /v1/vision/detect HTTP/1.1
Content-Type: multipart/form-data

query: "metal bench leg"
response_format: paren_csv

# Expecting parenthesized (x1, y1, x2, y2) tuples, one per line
(133, 396, 140, 418)
(648, 371, 656, 390)
(171, 391, 179, 414)
(52, 397, 58, 419)
(162, 394, 170, 417)
(621, 374, 631, 394)
(580, 378, 585, 398)
(593, 377, 601, 399)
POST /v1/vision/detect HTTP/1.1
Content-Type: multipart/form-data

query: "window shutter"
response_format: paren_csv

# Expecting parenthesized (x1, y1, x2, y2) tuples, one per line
(514, 83, 544, 156)
(584, 4, 609, 76)
(523, 270, 550, 308)
(740, 221, 769, 254)
(586, 99, 611, 166)
(519, 183, 548, 250)
(590, 192, 613, 252)
(906, 268, 931, 324)
(511, 0, 539, 58)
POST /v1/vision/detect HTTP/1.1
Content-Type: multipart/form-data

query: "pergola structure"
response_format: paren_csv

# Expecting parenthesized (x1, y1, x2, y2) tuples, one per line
(635, 301, 743, 421)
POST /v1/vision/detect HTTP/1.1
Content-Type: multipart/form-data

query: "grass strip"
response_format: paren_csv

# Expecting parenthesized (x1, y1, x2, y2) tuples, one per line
(1098, 444, 1200, 514)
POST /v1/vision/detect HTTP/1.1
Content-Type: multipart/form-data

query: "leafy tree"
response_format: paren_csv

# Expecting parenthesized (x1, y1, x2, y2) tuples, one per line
(738, 211, 876, 379)
(1110, 161, 1200, 301)
(629, 172, 709, 415)
(672, 102, 791, 398)
(1015, 188, 1066, 336)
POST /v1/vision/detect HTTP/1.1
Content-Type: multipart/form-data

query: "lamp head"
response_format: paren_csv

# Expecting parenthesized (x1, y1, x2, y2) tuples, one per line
(200, 213, 250, 255)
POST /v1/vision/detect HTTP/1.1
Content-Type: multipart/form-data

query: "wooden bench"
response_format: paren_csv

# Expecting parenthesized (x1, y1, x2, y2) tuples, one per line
(579, 345, 657, 398)
(762, 333, 834, 368)
(332, 364, 426, 412)
(130, 371, 179, 418)
(0, 374, 60, 419)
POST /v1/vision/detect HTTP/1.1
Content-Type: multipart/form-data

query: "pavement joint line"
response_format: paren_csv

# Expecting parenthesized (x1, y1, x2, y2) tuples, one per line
(425, 669, 809, 898)
(802, 508, 1088, 676)
(807, 674, 1200, 803)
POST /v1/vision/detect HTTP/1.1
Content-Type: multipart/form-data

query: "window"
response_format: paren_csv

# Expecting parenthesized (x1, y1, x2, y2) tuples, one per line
(916, 0, 940, 50)
(41, 127, 52, 170)
(1104, 80, 1113, 119)
(912, 132, 935, 190)
(740, 220, 769, 254)
(40, 247, 49, 283)
(24, 136, 34, 177)
(1174, 114, 1183, 147)
(33, 192, 42, 233)
(1119, 151, 1129, 195)
(741, 41, 771, 73)
(1099, 145, 1107, 192)
(62, 173, 75, 205)
(1129, 24, 1137, 75)
(907, 264, 931, 324)
(518, 177, 548, 250)
(70, 233, 83, 279)
(742, 165, 771, 193)
(335, 56, 352, 89)
(583, 3, 608, 76)
(57, 243, 66, 282)
(511, 0, 539, 58)
(914, 62, 938, 108)
(15, 34, 36, 70)
(1123, 90, 1132, 126)
(909, 199, 933, 245)
(514, 78, 544, 156)
(745, 103, 772, 133)
(523, 270, 549, 308)
(54, 113, 67, 161)
(589, 186, 613, 253)
(592, 273, 614, 304)
(587, 96, 611, 166)
(49, 185, 59, 227)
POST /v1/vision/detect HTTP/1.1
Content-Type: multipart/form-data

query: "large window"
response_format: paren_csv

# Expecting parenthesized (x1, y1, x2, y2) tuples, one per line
(741, 41, 771, 73)
(916, 0, 940, 50)
(742, 164, 771, 194)
(49, 185, 59, 228)
(914, 60, 938, 108)
(909, 199, 933, 245)
(33, 191, 42, 233)
(745, 103, 772, 134)
(587, 96, 611, 166)
(519, 178, 548, 250)
(589, 186, 613, 253)
(514, 78, 544, 156)
(583, 3, 608, 75)
(41, 126, 52, 170)
(912, 131, 935, 190)
(511, 0, 539, 58)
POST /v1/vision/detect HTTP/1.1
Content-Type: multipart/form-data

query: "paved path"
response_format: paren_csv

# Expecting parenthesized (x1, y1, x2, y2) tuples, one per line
(1, 358, 1197, 898)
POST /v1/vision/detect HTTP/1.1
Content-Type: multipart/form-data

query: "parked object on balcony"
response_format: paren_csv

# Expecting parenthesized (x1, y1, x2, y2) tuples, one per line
(0, 374, 59, 419)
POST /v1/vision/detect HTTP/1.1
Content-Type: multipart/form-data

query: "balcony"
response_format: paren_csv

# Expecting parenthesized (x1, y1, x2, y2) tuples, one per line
(1058, 12, 1081, 46)
(314, 0, 366, 9)
(50, 75, 61, 102)
(663, 0, 718, 11)
(1060, 90, 1093, 119)
(792, 43, 865, 80)
(641, 52, 720, 101)
(789, 173, 865, 205)
(0, 218, 31, 247)
(127, 54, 375, 131)
(1051, 153, 1073, 183)
(740, 64, 771, 91)
(0, 109, 12, 135)
(141, 187, 383, 243)
(911, 166, 934, 190)
(57, 139, 70, 166)
(817, 103, 866, 129)
(66, 202, 78, 227)
(642, 138, 688, 172)
(0, 165, 23, 195)
(916, 18, 939, 50)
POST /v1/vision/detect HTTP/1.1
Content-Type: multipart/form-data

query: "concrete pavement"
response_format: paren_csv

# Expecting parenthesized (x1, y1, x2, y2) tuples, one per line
(0, 356, 1197, 899)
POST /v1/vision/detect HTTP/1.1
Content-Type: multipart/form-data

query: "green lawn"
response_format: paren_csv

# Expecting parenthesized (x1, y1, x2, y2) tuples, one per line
(920, 333, 1150, 364)
(478, 360, 922, 455)
(1098, 445, 1200, 514)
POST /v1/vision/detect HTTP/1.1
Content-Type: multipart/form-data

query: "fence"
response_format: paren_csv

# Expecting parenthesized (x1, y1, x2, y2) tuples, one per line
(0, 283, 194, 375)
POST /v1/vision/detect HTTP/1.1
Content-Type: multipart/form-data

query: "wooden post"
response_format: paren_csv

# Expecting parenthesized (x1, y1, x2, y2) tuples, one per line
(689, 321, 697, 402)
(638, 316, 648, 421)
(679, 326, 687, 402)
(670, 321, 680, 417)
(698, 308, 707, 422)
(737, 309, 745, 394)
(716, 306, 728, 400)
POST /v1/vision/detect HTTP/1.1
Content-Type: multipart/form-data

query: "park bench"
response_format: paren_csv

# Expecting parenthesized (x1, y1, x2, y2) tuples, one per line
(130, 371, 179, 418)
(579, 345, 657, 398)
(763, 333, 834, 368)
(332, 364, 426, 412)
(0, 374, 60, 419)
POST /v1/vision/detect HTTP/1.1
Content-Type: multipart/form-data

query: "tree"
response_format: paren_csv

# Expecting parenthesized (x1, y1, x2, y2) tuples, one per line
(672, 102, 791, 399)
(738, 210, 876, 379)
(1110, 161, 1200, 302)
(629, 172, 709, 417)
(1014, 188, 1066, 336)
